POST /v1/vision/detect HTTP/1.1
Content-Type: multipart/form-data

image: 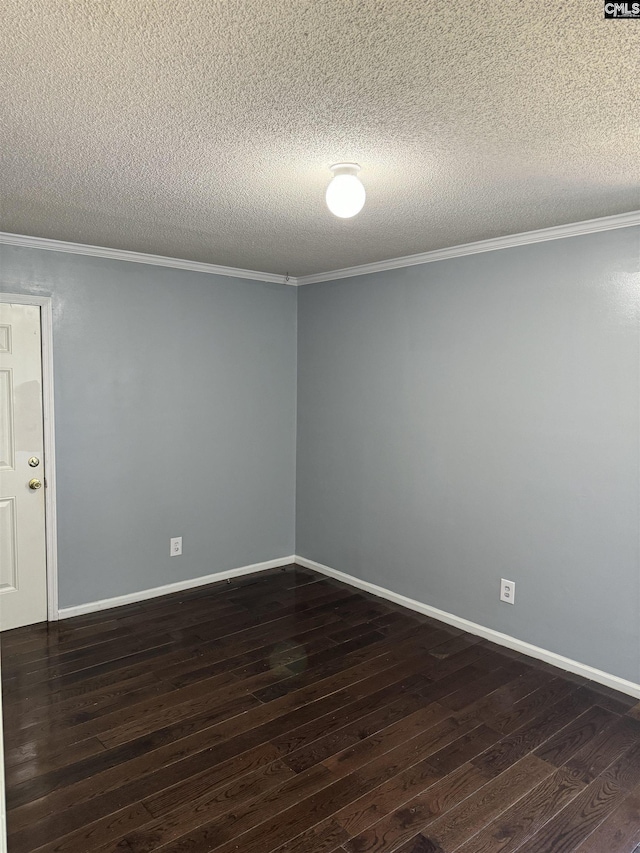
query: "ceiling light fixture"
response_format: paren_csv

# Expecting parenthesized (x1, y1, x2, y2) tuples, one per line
(326, 163, 366, 219)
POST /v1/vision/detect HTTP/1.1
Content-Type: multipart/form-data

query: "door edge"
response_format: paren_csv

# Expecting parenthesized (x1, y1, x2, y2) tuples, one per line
(0, 292, 58, 621)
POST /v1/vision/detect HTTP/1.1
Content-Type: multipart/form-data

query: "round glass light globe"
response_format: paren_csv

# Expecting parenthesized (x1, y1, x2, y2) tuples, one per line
(326, 173, 366, 218)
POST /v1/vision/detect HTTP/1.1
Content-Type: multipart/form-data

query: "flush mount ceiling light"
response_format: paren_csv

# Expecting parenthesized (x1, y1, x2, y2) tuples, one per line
(326, 163, 366, 219)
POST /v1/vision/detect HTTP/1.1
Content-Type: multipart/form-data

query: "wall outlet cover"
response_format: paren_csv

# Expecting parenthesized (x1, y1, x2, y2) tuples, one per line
(170, 537, 183, 556)
(500, 578, 515, 604)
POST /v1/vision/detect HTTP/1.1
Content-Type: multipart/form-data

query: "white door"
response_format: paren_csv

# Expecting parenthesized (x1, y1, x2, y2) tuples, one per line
(0, 303, 48, 631)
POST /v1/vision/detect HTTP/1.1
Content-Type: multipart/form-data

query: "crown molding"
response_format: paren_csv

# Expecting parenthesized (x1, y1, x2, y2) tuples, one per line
(0, 232, 297, 286)
(2, 210, 638, 287)
(296, 210, 640, 285)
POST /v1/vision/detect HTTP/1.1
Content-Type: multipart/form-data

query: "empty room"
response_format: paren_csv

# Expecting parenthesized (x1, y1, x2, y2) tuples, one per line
(1, 2, 639, 852)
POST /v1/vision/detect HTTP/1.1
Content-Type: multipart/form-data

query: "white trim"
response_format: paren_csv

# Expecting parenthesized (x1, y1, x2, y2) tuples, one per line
(0, 293, 59, 622)
(2, 212, 638, 289)
(0, 233, 296, 286)
(296, 210, 640, 285)
(295, 556, 640, 700)
(57, 556, 296, 619)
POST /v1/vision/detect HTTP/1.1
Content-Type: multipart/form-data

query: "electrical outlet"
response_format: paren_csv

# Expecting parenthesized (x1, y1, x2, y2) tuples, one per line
(500, 578, 515, 604)
(170, 537, 182, 556)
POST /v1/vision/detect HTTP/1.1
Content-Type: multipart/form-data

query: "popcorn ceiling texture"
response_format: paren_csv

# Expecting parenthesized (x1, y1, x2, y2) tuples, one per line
(1, 1, 638, 276)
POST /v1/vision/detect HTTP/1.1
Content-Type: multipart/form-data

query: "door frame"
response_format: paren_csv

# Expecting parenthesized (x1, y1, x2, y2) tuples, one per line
(0, 293, 59, 621)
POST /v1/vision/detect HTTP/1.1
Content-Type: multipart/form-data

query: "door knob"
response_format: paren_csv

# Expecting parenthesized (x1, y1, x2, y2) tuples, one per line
(28, 478, 42, 490)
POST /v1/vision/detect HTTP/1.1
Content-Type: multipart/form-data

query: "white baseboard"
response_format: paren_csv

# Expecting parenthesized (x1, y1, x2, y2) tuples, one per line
(54, 551, 640, 700)
(294, 555, 640, 700)
(57, 556, 296, 619)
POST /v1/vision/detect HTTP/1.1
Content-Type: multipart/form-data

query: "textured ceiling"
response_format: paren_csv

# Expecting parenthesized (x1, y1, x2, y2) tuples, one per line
(1, 1, 639, 276)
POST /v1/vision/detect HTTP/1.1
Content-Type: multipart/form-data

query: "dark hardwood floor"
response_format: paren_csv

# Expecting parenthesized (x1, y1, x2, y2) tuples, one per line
(2, 565, 640, 853)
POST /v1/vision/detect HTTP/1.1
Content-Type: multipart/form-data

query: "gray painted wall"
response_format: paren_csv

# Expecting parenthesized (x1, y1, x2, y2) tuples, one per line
(2, 227, 638, 685)
(0, 245, 297, 607)
(296, 227, 640, 684)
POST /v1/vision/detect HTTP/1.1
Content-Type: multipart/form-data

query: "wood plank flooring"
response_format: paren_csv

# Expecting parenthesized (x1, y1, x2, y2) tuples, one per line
(2, 565, 640, 853)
